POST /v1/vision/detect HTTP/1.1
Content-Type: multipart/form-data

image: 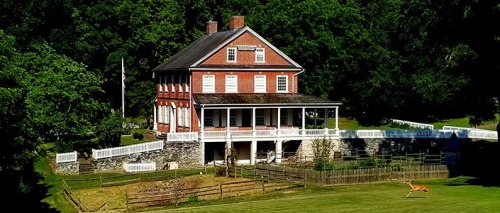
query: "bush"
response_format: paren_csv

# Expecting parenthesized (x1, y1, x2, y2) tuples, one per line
(132, 132, 144, 140)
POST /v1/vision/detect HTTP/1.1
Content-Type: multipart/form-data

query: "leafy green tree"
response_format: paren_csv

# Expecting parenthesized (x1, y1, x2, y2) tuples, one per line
(0, 30, 55, 211)
(21, 43, 106, 152)
(95, 110, 124, 148)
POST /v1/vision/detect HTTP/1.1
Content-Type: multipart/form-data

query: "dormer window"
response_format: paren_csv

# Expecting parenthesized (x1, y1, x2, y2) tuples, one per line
(255, 48, 265, 62)
(227, 48, 237, 62)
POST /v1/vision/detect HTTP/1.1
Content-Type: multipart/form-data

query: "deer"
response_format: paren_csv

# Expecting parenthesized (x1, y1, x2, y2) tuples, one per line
(404, 179, 429, 198)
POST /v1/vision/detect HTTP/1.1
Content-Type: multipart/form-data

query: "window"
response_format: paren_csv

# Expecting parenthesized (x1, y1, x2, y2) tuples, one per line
(185, 75, 190, 92)
(178, 75, 183, 93)
(185, 107, 190, 127)
(170, 75, 175, 92)
(225, 75, 238, 93)
(179, 107, 184, 127)
(165, 106, 169, 124)
(280, 109, 287, 125)
(277, 75, 288, 93)
(159, 77, 163, 92)
(227, 48, 237, 62)
(204, 110, 213, 127)
(256, 109, 265, 126)
(164, 75, 168, 93)
(202, 75, 215, 93)
(255, 48, 265, 62)
(230, 110, 236, 126)
(254, 75, 266, 93)
(158, 105, 163, 123)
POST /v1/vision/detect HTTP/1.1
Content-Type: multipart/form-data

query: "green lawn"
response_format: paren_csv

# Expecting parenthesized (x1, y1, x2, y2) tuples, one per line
(138, 177, 500, 213)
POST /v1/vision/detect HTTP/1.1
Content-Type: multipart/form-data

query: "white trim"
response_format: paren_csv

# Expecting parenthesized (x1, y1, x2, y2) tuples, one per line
(255, 48, 265, 62)
(254, 75, 266, 93)
(191, 26, 302, 68)
(202, 74, 215, 93)
(227, 47, 237, 62)
(190, 67, 302, 71)
(276, 75, 288, 93)
(225, 75, 238, 93)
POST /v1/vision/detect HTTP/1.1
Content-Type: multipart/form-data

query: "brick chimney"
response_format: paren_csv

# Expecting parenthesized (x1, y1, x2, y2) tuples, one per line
(229, 16, 244, 31)
(206, 20, 218, 35)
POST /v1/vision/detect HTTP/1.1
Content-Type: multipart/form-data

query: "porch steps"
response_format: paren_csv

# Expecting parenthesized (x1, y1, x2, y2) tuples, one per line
(78, 159, 94, 175)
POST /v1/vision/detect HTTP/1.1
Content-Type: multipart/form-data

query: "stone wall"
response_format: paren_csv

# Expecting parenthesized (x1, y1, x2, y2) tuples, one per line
(54, 140, 202, 174)
(55, 161, 79, 175)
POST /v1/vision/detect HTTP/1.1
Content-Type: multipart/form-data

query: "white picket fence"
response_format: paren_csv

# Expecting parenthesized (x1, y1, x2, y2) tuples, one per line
(123, 162, 156, 172)
(391, 119, 434, 130)
(56, 151, 78, 163)
(91, 140, 164, 160)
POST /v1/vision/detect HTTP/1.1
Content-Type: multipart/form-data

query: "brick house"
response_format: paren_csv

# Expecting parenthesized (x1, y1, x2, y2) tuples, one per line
(152, 16, 342, 165)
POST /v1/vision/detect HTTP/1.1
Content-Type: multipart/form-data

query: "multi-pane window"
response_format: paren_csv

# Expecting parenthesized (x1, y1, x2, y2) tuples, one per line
(178, 75, 183, 93)
(185, 107, 190, 127)
(204, 110, 214, 127)
(167, 106, 170, 123)
(159, 77, 163, 92)
(225, 75, 238, 93)
(171, 75, 176, 92)
(179, 107, 184, 127)
(256, 109, 265, 126)
(277, 75, 288, 93)
(254, 75, 266, 93)
(227, 48, 237, 62)
(158, 105, 163, 123)
(280, 109, 287, 125)
(230, 110, 236, 126)
(185, 75, 190, 92)
(255, 48, 265, 62)
(164, 75, 168, 92)
(202, 75, 215, 93)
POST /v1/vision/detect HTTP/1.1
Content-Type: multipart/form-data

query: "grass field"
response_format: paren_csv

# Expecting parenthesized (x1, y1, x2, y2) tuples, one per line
(137, 177, 500, 213)
(41, 116, 499, 212)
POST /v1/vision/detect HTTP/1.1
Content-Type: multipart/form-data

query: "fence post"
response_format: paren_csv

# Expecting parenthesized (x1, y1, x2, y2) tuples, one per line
(219, 183, 223, 200)
(261, 176, 265, 194)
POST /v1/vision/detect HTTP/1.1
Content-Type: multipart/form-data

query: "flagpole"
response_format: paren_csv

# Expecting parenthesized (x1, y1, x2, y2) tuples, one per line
(122, 57, 125, 118)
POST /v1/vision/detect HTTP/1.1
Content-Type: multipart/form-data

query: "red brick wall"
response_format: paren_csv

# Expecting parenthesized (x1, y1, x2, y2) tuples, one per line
(202, 32, 291, 66)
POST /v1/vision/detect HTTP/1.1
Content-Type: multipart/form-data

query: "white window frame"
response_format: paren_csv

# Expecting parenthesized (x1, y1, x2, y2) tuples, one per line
(202, 75, 215, 93)
(185, 75, 190, 92)
(178, 75, 183, 93)
(204, 110, 214, 127)
(179, 107, 184, 127)
(225, 75, 238, 93)
(255, 48, 265, 62)
(159, 77, 163, 92)
(164, 75, 168, 93)
(158, 105, 163, 123)
(277, 75, 288, 93)
(254, 75, 266, 93)
(185, 107, 190, 127)
(165, 106, 169, 124)
(171, 75, 176, 93)
(227, 47, 237, 62)
(256, 109, 265, 126)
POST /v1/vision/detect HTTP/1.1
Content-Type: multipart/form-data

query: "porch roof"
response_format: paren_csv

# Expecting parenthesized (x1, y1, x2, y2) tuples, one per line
(193, 93, 342, 108)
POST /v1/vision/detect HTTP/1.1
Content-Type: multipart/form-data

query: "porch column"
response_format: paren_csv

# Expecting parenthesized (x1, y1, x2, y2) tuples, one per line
(251, 140, 257, 165)
(200, 107, 205, 139)
(301, 107, 306, 136)
(324, 108, 328, 136)
(200, 140, 205, 166)
(252, 107, 256, 137)
(153, 104, 157, 130)
(335, 106, 340, 136)
(275, 140, 282, 163)
(277, 107, 281, 136)
(226, 108, 231, 155)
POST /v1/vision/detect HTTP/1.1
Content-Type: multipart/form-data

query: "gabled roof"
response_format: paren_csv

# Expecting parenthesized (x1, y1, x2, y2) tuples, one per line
(152, 26, 302, 72)
(193, 94, 342, 108)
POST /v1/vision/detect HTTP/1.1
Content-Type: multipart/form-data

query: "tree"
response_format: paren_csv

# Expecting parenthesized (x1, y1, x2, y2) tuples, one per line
(95, 110, 124, 148)
(21, 43, 107, 152)
(0, 30, 55, 211)
(311, 137, 335, 171)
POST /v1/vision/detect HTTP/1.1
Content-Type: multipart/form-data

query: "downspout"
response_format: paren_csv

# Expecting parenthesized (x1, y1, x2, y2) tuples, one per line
(292, 68, 305, 94)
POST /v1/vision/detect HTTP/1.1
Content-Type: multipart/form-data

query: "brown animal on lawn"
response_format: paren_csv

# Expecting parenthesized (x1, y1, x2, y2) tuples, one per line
(404, 179, 429, 198)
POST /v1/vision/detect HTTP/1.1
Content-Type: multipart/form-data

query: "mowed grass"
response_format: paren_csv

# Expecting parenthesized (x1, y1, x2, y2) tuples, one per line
(139, 178, 500, 213)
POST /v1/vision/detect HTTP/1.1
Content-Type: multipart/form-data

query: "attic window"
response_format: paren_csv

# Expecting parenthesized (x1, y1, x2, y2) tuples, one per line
(255, 48, 265, 62)
(236, 45, 256, 51)
(227, 48, 237, 62)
